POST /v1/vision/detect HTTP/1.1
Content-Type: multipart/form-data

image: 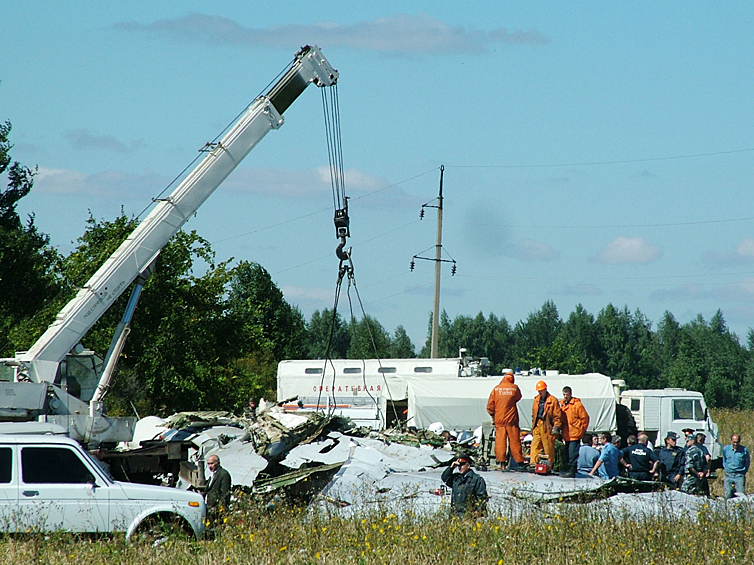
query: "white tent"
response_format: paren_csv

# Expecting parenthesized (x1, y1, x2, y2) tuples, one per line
(405, 373, 617, 433)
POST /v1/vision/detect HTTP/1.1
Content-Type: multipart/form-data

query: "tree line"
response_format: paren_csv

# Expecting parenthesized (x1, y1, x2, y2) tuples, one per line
(3, 121, 754, 416)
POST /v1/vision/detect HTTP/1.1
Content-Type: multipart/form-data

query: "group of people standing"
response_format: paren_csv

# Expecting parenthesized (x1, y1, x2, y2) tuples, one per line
(483, 370, 749, 498)
(486, 369, 589, 477)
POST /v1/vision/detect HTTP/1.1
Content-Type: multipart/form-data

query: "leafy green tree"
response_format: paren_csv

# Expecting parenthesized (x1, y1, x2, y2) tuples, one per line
(390, 325, 416, 358)
(0, 121, 62, 355)
(306, 308, 350, 359)
(740, 330, 754, 409)
(419, 311, 513, 369)
(228, 261, 307, 361)
(347, 315, 392, 359)
(512, 300, 563, 370)
(595, 303, 632, 378)
(628, 309, 660, 389)
(666, 312, 745, 408)
(549, 304, 600, 374)
(109, 228, 241, 414)
(51, 212, 247, 415)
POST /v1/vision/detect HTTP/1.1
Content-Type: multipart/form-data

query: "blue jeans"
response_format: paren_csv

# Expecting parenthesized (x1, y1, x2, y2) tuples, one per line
(724, 474, 746, 499)
(564, 440, 580, 473)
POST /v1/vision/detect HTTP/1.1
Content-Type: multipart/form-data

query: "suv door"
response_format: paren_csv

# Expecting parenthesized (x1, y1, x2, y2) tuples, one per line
(0, 446, 17, 532)
(18, 445, 110, 533)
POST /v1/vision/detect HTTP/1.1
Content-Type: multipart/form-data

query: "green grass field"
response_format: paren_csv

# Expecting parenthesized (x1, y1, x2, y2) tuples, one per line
(1, 408, 751, 564)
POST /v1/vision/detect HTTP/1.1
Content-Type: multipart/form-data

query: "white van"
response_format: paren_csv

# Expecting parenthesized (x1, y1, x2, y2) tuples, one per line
(619, 388, 722, 459)
(0, 435, 205, 540)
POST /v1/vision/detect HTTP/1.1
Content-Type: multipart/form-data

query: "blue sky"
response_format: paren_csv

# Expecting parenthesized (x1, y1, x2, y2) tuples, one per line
(3, 3, 754, 351)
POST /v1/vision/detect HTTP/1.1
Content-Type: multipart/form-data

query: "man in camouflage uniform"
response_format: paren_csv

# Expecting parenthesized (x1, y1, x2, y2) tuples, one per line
(681, 434, 708, 495)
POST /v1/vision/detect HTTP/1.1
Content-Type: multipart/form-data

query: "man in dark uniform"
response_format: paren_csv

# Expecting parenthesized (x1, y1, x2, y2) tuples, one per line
(658, 431, 685, 488)
(621, 433, 659, 481)
(441, 455, 488, 517)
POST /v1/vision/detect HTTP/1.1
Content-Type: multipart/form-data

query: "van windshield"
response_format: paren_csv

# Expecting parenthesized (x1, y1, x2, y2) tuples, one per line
(672, 399, 706, 422)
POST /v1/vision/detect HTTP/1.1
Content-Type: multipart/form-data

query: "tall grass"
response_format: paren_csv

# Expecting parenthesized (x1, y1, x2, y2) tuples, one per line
(2, 495, 753, 564)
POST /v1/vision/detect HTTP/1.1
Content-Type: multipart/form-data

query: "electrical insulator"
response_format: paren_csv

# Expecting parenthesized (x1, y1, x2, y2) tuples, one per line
(451, 263, 457, 276)
(419, 208, 425, 220)
(410, 259, 415, 271)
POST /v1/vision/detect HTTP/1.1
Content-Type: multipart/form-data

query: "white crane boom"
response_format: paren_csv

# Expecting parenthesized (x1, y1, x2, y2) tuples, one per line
(16, 45, 337, 385)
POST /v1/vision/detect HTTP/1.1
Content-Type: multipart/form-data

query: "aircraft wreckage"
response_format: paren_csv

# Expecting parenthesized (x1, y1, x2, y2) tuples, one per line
(102, 400, 752, 522)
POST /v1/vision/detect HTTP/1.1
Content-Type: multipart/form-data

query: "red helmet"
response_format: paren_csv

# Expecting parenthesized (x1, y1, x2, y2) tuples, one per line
(536, 380, 547, 392)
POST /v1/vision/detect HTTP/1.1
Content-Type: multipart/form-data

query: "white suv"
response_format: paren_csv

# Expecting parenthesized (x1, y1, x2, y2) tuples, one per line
(0, 434, 205, 540)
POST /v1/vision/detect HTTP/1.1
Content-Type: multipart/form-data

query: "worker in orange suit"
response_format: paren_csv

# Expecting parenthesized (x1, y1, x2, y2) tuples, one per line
(486, 369, 526, 469)
(559, 385, 590, 478)
(530, 380, 563, 469)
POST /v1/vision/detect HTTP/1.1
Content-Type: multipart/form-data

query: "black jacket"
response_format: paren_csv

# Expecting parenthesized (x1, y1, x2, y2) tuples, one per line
(441, 466, 488, 516)
(205, 466, 232, 510)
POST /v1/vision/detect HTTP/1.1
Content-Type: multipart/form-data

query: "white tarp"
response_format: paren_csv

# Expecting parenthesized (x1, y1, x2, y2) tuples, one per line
(405, 373, 617, 433)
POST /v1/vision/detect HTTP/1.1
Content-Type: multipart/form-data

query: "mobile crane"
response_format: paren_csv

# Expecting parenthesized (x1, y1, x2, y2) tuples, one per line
(0, 45, 338, 449)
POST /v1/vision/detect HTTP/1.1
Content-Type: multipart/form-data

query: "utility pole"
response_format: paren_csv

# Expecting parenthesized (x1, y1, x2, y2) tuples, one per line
(430, 166, 444, 358)
(411, 165, 456, 359)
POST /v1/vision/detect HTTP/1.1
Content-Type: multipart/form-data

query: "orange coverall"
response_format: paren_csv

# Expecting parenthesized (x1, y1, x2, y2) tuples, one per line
(560, 396, 590, 442)
(530, 392, 563, 466)
(486, 375, 524, 465)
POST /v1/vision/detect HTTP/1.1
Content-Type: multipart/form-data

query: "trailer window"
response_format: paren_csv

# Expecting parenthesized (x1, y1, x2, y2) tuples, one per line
(304, 368, 323, 374)
(673, 400, 694, 421)
(0, 448, 11, 483)
(343, 368, 362, 374)
(630, 399, 640, 411)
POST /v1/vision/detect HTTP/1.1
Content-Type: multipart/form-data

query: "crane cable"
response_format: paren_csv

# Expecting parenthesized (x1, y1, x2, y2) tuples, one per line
(314, 85, 401, 427)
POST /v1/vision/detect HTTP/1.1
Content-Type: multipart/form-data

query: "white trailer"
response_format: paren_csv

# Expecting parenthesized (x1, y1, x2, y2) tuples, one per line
(277, 357, 724, 463)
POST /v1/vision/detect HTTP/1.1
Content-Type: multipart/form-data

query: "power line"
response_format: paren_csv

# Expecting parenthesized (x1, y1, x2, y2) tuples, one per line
(271, 219, 421, 277)
(446, 147, 754, 169)
(452, 271, 754, 286)
(211, 168, 436, 245)
(450, 216, 754, 230)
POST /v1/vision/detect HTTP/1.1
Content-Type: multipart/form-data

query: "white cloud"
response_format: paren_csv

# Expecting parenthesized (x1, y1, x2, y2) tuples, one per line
(114, 13, 549, 55)
(651, 283, 707, 301)
(737, 238, 754, 258)
(701, 237, 754, 267)
(591, 237, 662, 265)
(281, 284, 333, 305)
(64, 130, 146, 153)
(34, 166, 166, 197)
(652, 278, 754, 303)
(224, 166, 413, 207)
(503, 239, 559, 262)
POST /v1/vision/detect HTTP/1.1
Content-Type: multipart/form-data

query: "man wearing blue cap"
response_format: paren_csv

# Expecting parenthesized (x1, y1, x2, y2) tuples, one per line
(658, 431, 685, 489)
